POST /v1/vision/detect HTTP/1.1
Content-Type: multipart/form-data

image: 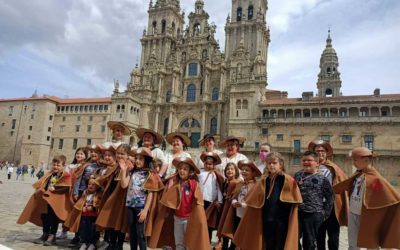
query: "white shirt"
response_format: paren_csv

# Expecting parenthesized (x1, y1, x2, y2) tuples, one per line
(350, 175, 365, 215)
(151, 147, 166, 165)
(198, 170, 223, 203)
(164, 151, 192, 179)
(102, 140, 122, 149)
(196, 149, 223, 170)
(7, 167, 13, 174)
(217, 152, 248, 173)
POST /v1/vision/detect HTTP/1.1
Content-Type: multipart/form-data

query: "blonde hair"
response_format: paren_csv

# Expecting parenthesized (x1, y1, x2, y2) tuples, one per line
(265, 152, 286, 172)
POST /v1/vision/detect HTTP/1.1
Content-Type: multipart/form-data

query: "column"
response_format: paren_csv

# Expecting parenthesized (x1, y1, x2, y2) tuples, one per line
(168, 109, 173, 133)
(204, 70, 210, 101)
(154, 106, 160, 132)
(201, 105, 206, 138)
(217, 104, 222, 135)
(157, 75, 164, 103)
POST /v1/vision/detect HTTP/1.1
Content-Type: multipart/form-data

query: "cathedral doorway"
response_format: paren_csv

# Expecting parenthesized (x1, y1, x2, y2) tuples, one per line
(178, 118, 201, 148)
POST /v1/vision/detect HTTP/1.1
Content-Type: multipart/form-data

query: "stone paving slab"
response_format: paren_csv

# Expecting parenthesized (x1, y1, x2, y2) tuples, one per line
(0, 169, 353, 249)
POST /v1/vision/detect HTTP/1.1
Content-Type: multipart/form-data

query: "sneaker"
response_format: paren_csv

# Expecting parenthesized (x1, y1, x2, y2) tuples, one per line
(87, 244, 96, 250)
(43, 234, 56, 246)
(68, 236, 80, 247)
(79, 243, 88, 250)
(56, 231, 68, 240)
(33, 233, 48, 244)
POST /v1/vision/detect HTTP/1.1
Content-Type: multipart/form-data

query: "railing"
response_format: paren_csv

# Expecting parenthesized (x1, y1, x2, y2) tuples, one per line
(257, 116, 400, 124)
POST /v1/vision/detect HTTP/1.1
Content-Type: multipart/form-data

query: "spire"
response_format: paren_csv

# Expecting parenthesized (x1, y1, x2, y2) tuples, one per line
(326, 28, 332, 48)
(31, 89, 38, 98)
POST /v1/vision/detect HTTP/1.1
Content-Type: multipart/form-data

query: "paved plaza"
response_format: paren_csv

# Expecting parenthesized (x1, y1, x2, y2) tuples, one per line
(0, 169, 352, 250)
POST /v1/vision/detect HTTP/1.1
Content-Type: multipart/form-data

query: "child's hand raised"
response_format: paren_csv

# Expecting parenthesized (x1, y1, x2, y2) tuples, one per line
(119, 159, 128, 172)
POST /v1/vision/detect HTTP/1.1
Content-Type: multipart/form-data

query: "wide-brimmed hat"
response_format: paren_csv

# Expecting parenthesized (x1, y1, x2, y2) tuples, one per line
(172, 157, 200, 174)
(219, 136, 245, 147)
(166, 132, 191, 146)
(107, 121, 131, 136)
(85, 144, 103, 154)
(199, 134, 216, 147)
(308, 140, 333, 156)
(135, 128, 164, 145)
(200, 152, 222, 165)
(348, 147, 374, 158)
(238, 160, 262, 177)
(99, 145, 117, 154)
(134, 147, 153, 160)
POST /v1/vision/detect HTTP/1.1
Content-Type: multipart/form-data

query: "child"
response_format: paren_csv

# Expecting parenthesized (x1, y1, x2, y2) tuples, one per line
(96, 144, 131, 249)
(220, 160, 261, 250)
(120, 147, 164, 250)
(86, 144, 104, 178)
(215, 162, 240, 250)
(17, 155, 72, 246)
(334, 147, 400, 249)
(148, 157, 210, 250)
(64, 178, 103, 250)
(153, 158, 163, 174)
(198, 152, 224, 242)
(234, 152, 302, 250)
(294, 151, 333, 250)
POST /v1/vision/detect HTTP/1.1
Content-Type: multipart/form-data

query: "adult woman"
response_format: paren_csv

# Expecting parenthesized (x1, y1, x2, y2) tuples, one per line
(103, 121, 131, 148)
(217, 136, 248, 173)
(196, 134, 223, 170)
(164, 132, 192, 179)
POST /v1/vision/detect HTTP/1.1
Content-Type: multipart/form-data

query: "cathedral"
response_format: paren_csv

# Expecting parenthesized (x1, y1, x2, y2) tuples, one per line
(111, 0, 269, 149)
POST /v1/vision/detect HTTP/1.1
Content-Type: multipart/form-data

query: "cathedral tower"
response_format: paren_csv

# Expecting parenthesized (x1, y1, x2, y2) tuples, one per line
(317, 30, 342, 97)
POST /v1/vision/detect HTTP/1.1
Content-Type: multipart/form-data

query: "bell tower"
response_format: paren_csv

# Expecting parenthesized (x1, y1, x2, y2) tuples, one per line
(317, 30, 342, 97)
(225, 0, 270, 63)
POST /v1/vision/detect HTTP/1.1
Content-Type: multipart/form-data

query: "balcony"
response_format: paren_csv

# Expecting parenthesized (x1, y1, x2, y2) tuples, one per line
(257, 116, 400, 124)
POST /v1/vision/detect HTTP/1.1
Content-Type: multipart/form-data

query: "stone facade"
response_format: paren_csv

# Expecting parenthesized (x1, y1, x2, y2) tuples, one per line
(0, 0, 399, 186)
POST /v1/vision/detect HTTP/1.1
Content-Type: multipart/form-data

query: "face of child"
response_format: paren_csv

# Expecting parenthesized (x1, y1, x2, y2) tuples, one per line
(352, 156, 370, 170)
(116, 149, 128, 161)
(302, 155, 318, 173)
(143, 133, 155, 147)
(204, 159, 215, 171)
(315, 145, 327, 164)
(266, 157, 282, 175)
(52, 161, 64, 174)
(225, 165, 236, 180)
(241, 165, 255, 181)
(87, 180, 97, 192)
(90, 152, 100, 162)
(135, 155, 145, 169)
(104, 151, 116, 165)
(75, 150, 86, 163)
(113, 127, 124, 140)
(178, 163, 191, 180)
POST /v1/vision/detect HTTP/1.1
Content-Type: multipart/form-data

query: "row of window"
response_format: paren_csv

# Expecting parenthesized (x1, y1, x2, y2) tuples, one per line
(51, 138, 92, 150)
(56, 104, 109, 113)
(8, 104, 37, 116)
(172, 85, 219, 103)
(59, 125, 106, 133)
(60, 116, 107, 122)
(116, 105, 140, 114)
(236, 5, 254, 22)
(236, 99, 249, 109)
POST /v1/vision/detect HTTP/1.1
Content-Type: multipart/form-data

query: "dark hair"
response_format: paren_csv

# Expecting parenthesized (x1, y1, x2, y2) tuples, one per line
(224, 162, 240, 179)
(176, 162, 199, 182)
(53, 155, 67, 165)
(72, 147, 89, 164)
(302, 151, 319, 161)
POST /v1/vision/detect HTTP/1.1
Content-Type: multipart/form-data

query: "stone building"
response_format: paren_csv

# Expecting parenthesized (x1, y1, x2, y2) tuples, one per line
(0, 0, 399, 186)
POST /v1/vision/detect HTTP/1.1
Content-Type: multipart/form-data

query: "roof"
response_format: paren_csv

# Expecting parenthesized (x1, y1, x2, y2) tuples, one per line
(0, 96, 111, 104)
(262, 94, 400, 105)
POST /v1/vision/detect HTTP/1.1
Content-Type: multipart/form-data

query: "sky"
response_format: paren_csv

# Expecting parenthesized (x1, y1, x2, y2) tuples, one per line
(0, 0, 399, 99)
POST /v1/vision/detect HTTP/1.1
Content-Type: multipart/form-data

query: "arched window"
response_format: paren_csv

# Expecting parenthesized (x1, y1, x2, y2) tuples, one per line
(163, 118, 169, 135)
(152, 21, 157, 34)
(193, 23, 201, 35)
(212, 87, 219, 101)
(180, 119, 190, 128)
(117, 105, 121, 112)
(242, 100, 248, 109)
(248, 5, 254, 20)
(327, 67, 331, 74)
(191, 119, 201, 128)
(237, 7, 242, 21)
(161, 20, 166, 33)
(210, 117, 217, 135)
(121, 105, 125, 112)
(236, 100, 242, 109)
(187, 84, 196, 102)
(166, 90, 171, 103)
(188, 63, 197, 76)
(172, 22, 175, 36)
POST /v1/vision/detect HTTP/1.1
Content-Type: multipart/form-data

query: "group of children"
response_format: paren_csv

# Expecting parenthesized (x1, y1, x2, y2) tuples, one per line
(17, 141, 400, 250)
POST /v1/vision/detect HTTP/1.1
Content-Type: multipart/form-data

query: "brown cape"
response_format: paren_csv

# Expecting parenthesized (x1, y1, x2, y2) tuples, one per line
(148, 179, 211, 250)
(334, 166, 400, 249)
(216, 178, 240, 238)
(17, 171, 73, 226)
(233, 173, 303, 250)
(220, 180, 256, 239)
(64, 190, 103, 232)
(325, 159, 349, 226)
(204, 170, 225, 229)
